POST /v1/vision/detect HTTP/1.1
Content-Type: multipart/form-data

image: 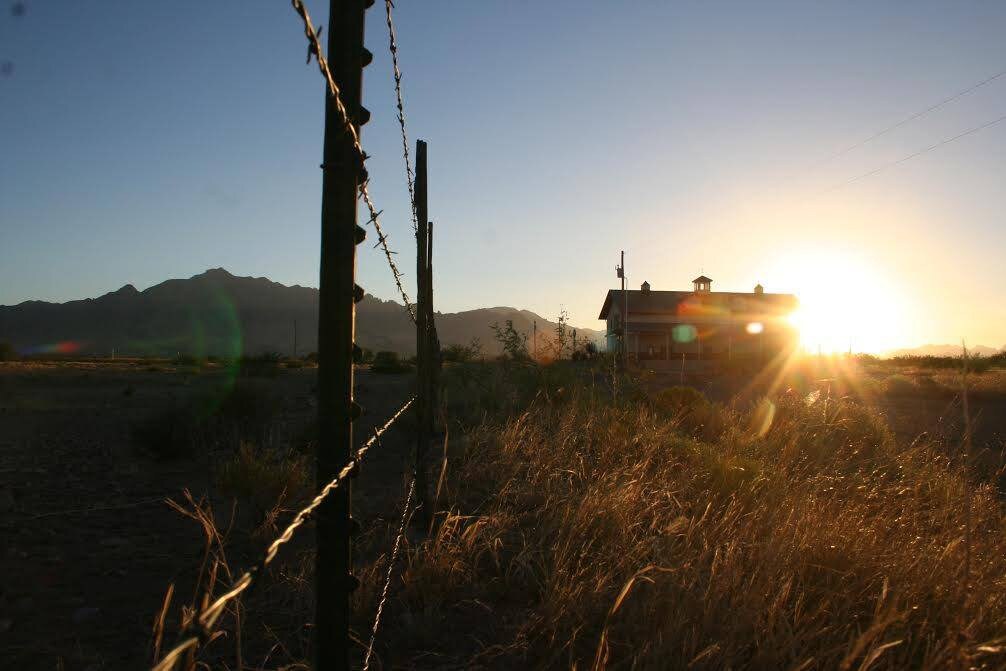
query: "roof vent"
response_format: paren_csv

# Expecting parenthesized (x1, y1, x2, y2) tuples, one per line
(641, 281, 650, 292)
(692, 275, 712, 293)
(754, 283, 764, 294)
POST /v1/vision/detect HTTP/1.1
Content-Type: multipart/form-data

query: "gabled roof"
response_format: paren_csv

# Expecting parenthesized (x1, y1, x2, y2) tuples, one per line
(692, 275, 713, 283)
(598, 289, 798, 320)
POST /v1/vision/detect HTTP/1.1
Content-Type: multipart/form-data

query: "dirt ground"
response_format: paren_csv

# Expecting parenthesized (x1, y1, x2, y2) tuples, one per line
(0, 362, 414, 670)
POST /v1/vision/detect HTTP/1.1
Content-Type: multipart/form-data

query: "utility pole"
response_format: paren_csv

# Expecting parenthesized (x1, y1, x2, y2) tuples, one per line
(616, 251, 627, 363)
(315, 0, 368, 668)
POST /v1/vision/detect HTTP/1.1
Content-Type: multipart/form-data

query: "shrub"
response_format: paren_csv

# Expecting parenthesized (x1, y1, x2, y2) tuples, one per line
(172, 354, 202, 367)
(372, 350, 410, 374)
(353, 347, 374, 364)
(442, 339, 483, 363)
(490, 320, 529, 361)
(240, 351, 283, 377)
(131, 382, 282, 459)
(653, 385, 706, 414)
(216, 443, 309, 529)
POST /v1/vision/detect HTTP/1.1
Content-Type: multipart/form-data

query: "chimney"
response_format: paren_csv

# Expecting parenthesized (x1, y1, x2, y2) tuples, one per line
(754, 283, 764, 294)
(640, 281, 650, 292)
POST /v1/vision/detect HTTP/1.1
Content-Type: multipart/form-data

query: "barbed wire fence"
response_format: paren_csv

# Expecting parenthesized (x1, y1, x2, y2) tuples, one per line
(150, 1, 441, 669)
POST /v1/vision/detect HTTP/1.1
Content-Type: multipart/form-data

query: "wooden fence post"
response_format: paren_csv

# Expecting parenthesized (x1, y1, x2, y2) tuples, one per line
(315, 1, 369, 669)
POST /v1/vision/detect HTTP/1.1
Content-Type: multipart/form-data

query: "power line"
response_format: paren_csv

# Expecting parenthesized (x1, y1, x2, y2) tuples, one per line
(812, 67, 1006, 167)
(825, 110, 1006, 192)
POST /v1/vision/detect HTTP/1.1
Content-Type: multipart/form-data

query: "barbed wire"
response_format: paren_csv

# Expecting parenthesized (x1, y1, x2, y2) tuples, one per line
(289, 0, 416, 323)
(384, 0, 417, 232)
(151, 397, 416, 671)
(362, 475, 415, 671)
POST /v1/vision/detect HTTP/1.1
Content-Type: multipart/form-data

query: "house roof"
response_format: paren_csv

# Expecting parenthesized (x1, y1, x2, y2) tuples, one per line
(598, 289, 798, 320)
(692, 275, 713, 283)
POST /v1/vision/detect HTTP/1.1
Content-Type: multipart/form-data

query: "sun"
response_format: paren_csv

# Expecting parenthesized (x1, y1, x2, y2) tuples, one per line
(766, 250, 907, 354)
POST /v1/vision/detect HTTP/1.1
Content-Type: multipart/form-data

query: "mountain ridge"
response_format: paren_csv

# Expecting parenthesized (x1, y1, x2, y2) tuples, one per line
(0, 268, 604, 357)
(883, 343, 1004, 358)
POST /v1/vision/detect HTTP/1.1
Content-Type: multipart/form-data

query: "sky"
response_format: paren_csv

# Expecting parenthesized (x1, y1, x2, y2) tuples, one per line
(2, 1, 1005, 352)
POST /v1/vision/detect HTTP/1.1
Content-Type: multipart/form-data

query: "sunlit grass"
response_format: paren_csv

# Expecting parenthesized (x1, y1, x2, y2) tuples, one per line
(388, 362, 1006, 669)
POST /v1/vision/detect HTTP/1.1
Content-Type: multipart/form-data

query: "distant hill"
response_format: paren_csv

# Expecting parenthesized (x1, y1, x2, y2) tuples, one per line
(884, 344, 1004, 358)
(0, 268, 604, 358)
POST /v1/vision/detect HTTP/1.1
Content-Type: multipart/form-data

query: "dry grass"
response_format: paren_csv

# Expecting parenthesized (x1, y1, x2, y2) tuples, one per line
(386, 365, 1006, 669)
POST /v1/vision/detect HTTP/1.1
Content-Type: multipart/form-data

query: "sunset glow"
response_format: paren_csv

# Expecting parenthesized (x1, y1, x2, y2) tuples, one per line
(771, 251, 908, 354)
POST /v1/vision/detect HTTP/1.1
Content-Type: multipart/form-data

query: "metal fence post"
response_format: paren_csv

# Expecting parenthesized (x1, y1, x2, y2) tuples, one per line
(316, 0, 369, 669)
(414, 140, 432, 528)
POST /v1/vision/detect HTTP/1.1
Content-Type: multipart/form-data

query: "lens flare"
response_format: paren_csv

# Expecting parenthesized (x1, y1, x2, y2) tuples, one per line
(745, 322, 764, 335)
(20, 341, 82, 355)
(672, 323, 697, 343)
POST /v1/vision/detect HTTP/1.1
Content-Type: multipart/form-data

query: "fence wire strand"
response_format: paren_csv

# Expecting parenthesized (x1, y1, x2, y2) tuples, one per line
(384, 0, 417, 231)
(290, 0, 416, 323)
(362, 476, 415, 671)
(151, 397, 415, 671)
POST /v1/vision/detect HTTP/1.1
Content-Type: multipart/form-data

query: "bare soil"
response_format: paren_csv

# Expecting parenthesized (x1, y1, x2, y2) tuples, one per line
(0, 362, 414, 670)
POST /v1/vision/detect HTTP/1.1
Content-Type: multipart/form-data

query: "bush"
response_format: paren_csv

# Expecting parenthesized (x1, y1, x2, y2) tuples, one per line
(131, 382, 282, 459)
(240, 352, 283, 377)
(653, 385, 706, 415)
(442, 339, 483, 363)
(216, 443, 309, 528)
(490, 320, 529, 361)
(353, 347, 375, 364)
(371, 350, 411, 374)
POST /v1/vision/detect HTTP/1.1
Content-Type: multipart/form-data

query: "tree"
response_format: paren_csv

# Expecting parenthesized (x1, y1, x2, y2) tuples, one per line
(551, 309, 570, 360)
(490, 320, 529, 361)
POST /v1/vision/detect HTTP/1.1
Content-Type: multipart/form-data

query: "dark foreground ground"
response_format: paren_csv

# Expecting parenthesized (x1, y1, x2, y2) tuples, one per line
(0, 361, 412, 670)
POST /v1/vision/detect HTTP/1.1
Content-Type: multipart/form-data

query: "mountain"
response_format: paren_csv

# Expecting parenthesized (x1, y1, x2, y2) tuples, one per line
(884, 344, 1003, 358)
(0, 269, 604, 357)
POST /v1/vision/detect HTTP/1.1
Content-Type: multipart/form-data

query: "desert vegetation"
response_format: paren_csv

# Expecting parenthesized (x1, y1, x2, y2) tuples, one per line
(364, 357, 1006, 669)
(4, 350, 1006, 670)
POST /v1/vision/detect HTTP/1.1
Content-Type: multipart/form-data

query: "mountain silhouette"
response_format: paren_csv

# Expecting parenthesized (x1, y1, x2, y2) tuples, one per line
(884, 343, 1003, 358)
(0, 269, 603, 357)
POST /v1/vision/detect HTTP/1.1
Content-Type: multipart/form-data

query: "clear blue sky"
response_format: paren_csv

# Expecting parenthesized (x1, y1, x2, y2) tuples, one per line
(2, 1, 1005, 349)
